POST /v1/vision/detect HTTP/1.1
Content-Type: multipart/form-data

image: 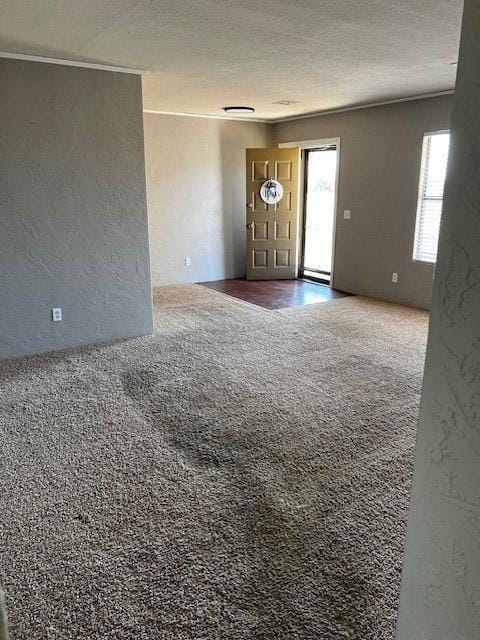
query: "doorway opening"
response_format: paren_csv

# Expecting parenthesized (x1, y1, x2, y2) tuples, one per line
(300, 145, 338, 285)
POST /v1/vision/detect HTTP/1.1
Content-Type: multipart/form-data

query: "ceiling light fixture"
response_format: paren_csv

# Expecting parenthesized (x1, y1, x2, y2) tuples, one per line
(223, 106, 255, 114)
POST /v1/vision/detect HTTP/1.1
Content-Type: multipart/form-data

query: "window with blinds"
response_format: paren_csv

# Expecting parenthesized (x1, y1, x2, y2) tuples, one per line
(413, 131, 450, 263)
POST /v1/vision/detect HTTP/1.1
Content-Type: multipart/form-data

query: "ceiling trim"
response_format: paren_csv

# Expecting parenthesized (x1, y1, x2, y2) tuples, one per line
(0, 51, 144, 74)
(144, 90, 455, 125)
(272, 90, 455, 124)
(143, 109, 269, 124)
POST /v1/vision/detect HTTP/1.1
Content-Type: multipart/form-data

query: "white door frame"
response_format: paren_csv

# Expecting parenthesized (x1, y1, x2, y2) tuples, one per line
(279, 138, 341, 288)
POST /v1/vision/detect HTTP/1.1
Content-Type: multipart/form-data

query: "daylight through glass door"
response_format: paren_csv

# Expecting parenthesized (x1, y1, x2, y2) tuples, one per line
(302, 147, 338, 283)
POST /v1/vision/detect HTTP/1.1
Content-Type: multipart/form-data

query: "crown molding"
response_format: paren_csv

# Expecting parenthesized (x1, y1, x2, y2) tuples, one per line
(0, 51, 143, 74)
(272, 90, 455, 124)
(143, 109, 269, 124)
(144, 90, 455, 125)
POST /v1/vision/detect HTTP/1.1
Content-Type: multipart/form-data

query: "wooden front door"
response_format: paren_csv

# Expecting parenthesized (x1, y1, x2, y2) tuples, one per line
(245, 147, 301, 280)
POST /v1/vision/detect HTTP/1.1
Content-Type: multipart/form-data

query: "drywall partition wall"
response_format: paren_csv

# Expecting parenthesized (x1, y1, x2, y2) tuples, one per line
(0, 58, 153, 360)
(396, 2, 480, 638)
(274, 95, 453, 309)
(144, 113, 272, 286)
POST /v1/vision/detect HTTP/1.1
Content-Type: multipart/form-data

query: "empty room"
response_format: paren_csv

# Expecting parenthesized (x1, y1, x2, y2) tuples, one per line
(0, 2, 478, 639)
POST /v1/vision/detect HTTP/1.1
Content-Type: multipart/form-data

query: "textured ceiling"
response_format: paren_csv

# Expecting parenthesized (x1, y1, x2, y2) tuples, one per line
(0, 0, 463, 121)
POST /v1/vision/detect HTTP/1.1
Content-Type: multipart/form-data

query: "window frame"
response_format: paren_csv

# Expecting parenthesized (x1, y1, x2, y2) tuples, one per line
(413, 129, 450, 264)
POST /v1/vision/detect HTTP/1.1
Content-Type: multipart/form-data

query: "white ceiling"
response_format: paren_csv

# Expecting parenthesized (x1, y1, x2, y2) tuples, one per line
(0, 0, 464, 121)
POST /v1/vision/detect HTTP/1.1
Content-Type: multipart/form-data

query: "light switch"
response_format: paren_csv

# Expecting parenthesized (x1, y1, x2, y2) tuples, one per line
(343, 210, 351, 220)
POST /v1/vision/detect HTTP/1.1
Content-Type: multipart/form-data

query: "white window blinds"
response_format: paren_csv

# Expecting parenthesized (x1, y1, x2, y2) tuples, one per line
(413, 132, 450, 263)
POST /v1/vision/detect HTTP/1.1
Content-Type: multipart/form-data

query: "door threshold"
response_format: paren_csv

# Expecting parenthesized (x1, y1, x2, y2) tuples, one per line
(300, 275, 331, 287)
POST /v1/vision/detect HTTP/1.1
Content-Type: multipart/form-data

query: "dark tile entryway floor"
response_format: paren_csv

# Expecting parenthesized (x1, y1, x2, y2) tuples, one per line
(199, 278, 350, 310)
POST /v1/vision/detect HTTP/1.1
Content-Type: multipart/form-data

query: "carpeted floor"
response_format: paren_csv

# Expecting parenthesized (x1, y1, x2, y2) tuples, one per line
(0, 285, 429, 639)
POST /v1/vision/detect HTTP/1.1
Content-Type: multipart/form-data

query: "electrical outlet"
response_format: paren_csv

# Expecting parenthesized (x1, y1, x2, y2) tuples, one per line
(52, 307, 62, 322)
(343, 210, 351, 220)
(185, 257, 191, 267)
(392, 273, 399, 284)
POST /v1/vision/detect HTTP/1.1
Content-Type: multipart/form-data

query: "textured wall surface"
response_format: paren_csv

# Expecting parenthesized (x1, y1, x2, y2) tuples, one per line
(274, 95, 453, 309)
(0, 58, 153, 360)
(396, 2, 480, 638)
(144, 113, 272, 286)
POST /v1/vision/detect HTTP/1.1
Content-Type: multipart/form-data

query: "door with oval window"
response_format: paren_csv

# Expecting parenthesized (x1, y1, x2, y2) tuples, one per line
(245, 147, 300, 280)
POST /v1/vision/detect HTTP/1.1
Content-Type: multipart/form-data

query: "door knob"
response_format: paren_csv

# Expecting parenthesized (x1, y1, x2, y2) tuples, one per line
(247, 203, 254, 209)
(246, 223, 254, 229)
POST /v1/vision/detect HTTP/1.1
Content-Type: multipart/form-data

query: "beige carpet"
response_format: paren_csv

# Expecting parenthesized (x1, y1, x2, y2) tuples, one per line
(0, 285, 429, 639)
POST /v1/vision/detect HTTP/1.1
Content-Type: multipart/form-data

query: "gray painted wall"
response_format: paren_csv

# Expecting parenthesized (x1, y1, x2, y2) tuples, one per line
(144, 113, 272, 286)
(396, 2, 480, 637)
(0, 59, 153, 360)
(273, 95, 453, 309)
